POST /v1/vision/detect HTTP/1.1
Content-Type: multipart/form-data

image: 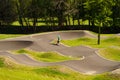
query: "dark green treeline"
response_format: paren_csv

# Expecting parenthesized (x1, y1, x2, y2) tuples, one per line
(0, 0, 120, 27)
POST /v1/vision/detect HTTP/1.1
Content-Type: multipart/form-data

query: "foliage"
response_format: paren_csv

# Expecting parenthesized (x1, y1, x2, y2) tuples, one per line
(0, 0, 17, 25)
(0, 0, 119, 27)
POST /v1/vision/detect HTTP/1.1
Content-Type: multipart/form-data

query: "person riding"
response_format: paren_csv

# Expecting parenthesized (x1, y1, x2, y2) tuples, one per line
(57, 35, 61, 45)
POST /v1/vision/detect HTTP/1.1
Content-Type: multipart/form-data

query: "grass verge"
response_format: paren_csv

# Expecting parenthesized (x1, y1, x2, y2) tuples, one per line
(62, 36, 120, 61)
(62, 36, 120, 48)
(98, 47, 120, 61)
(88, 31, 114, 37)
(0, 57, 120, 80)
(13, 49, 78, 62)
(0, 34, 25, 39)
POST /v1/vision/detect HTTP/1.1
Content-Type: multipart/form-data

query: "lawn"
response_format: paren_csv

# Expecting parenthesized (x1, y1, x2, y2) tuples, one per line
(99, 47, 120, 61)
(0, 34, 25, 39)
(0, 31, 119, 80)
(87, 30, 114, 36)
(12, 18, 89, 26)
(13, 49, 78, 62)
(62, 36, 120, 48)
(62, 36, 120, 61)
(0, 57, 120, 80)
(12, 21, 48, 26)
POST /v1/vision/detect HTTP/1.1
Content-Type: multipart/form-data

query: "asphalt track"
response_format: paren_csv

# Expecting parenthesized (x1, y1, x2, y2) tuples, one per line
(0, 30, 120, 74)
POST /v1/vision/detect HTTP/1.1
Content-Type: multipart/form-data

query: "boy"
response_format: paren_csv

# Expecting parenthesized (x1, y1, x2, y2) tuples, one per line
(57, 35, 61, 45)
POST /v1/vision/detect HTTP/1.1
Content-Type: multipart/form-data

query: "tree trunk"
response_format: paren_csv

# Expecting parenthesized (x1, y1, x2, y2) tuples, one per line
(81, 19, 83, 26)
(16, 2, 24, 27)
(33, 18, 37, 27)
(33, 18, 37, 32)
(44, 17, 48, 26)
(58, 15, 64, 27)
(98, 22, 102, 45)
(65, 21, 67, 26)
(27, 18, 31, 26)
(49, 17, 52, 26)
(68, 15, 71, 26)
(112, 17, 115, 27)
(72, 17, 74, 26)
(78, 19, 80, 26)
(88, 19, 91, 27)
(91, 20, 95, 27)
(58, 18, 63, 27)
(18, 16, 24, 27)
(23, 18, 29, 26)
(52, 17, 55, 26)
(0, 21, 1, 26)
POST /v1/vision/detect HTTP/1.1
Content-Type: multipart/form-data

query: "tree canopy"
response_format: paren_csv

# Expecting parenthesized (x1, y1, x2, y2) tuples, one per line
(0, 0, 119, 27)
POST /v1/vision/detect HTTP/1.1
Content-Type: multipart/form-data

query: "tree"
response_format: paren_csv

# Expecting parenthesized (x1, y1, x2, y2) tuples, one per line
(111, 0, 120, 27)
(0, 0, 17, 25)
(76, 0, 87, 25)
(16, 0, 32, 27)
(96, 0, 113, 44)
(85, 0, 113, 45)
(26, 0, 53, 27)
(53, 0, 69, 27)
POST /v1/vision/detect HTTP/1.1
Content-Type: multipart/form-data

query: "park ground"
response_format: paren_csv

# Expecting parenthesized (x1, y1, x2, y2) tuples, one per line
(0, 30, 120, 80)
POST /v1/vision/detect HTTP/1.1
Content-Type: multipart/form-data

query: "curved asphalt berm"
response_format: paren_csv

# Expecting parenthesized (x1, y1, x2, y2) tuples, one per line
(0, 40, 33, 51)
(0, 30, 120, 74)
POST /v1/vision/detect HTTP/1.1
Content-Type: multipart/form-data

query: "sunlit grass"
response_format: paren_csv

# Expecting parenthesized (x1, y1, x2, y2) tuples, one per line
(62, 36, 120, 61)
(13, 49, 77, 62)
(0, 56, 120, 80)
(12, 21, 48, 26)
(88, 31, 114, 37)
(99, 47, 120, 61)
(12, 18, 89, 26)
(0, 57, 4, 67)
(0, 34, 25, 39)
(62, 36, 120, 48)
(0, 31, 119, 79)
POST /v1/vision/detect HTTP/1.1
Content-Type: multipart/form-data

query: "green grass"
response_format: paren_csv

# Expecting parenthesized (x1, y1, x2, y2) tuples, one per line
(0, 34, 25, 39)
(62, 36, 120, 61)
(13, 49, 77, 62)
(12, 18, 106, 26)
(99, 47, 120, 61)
(0, 31, 119, 79)
(0, 57, 5, 67)
(12, 21, 48, 26)
(62, 36, 120, 48)
(0, 57, 120, 80)
(1, 68, 119, 80)
(88, 31, 114, 37)
(12, 18, 89, 26)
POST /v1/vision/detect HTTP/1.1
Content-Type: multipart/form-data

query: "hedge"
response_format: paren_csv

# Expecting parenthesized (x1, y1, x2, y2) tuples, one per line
(0, 25, 120, 34)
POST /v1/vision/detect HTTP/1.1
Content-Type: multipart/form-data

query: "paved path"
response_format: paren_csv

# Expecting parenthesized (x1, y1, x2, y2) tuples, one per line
(0, 30, 120, 74)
